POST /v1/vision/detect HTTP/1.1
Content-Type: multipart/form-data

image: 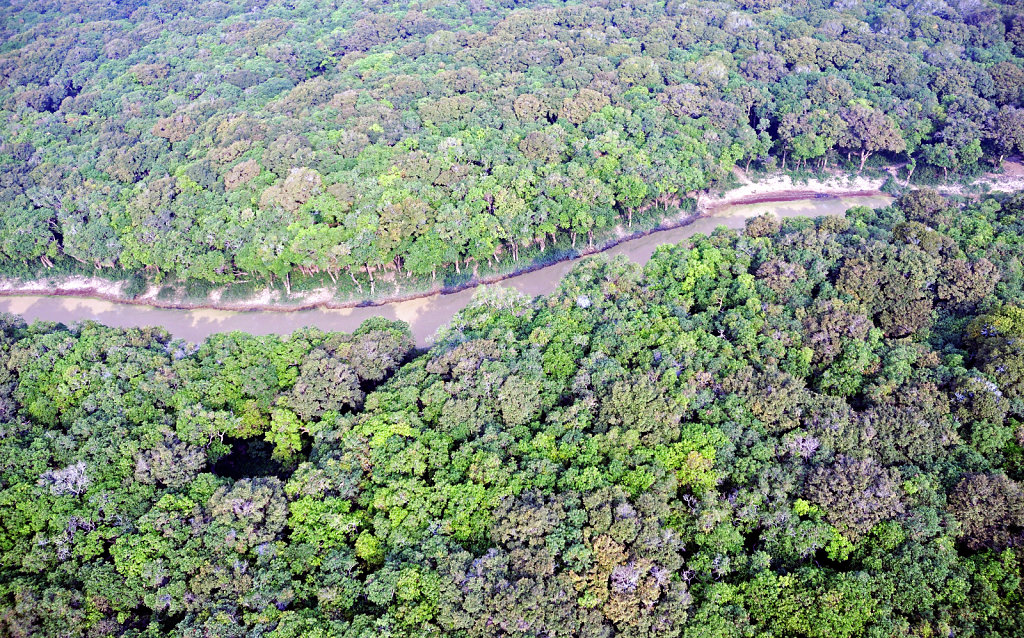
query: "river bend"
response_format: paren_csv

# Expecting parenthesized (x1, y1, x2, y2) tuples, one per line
(0, 194, 893, 346)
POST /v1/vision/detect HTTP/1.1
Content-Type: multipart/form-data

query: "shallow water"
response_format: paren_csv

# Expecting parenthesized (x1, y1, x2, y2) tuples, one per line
(0, 194, 893, 346)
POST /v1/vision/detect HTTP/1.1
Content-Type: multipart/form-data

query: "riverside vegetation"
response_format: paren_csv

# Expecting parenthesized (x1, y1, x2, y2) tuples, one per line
(0, 0, 1023, 297)
(1, 189, 1023, 636)
(3, 0, 1024, 635)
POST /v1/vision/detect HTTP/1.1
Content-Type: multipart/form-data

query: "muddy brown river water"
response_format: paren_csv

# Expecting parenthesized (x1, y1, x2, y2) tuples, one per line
(0, 194, 893, 347)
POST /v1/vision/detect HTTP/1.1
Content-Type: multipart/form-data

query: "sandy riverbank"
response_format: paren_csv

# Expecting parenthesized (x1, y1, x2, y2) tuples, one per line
(709, 170, 886, 208)
(718, 159, 1024, 205)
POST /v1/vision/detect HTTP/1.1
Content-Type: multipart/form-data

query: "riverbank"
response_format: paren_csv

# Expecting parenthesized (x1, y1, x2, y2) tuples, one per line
(0, 193, 896, 346)
(723, 159, 1024, 202)
(5, 158, 1021, 316)
(708, 170, 886, 208)
(0, 180, 891, 315)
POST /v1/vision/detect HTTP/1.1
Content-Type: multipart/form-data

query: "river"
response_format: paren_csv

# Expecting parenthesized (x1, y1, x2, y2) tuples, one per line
(0, 194, 893, 346)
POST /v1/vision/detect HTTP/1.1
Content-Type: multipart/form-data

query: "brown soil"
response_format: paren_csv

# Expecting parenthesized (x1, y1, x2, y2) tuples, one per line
(710, 189, 882, 208)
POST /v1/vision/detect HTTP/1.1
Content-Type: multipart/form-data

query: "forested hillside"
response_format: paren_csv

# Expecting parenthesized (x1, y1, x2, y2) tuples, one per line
(1, 190, 1023, 636)
(1, 0, 1022, 292)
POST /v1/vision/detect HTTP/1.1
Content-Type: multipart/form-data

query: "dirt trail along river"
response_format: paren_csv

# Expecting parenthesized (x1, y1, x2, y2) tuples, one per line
(0, 194, 893, 347)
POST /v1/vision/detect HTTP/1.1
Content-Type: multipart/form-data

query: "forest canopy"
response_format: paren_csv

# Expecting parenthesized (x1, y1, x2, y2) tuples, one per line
(1, 190, 1023, 636)
(0, 0, 1022, 291)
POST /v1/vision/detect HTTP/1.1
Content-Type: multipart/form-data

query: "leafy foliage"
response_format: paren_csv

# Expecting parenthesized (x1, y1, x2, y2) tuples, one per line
(3, 192, 1024, 635)
(0, 0, 1020, 294)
